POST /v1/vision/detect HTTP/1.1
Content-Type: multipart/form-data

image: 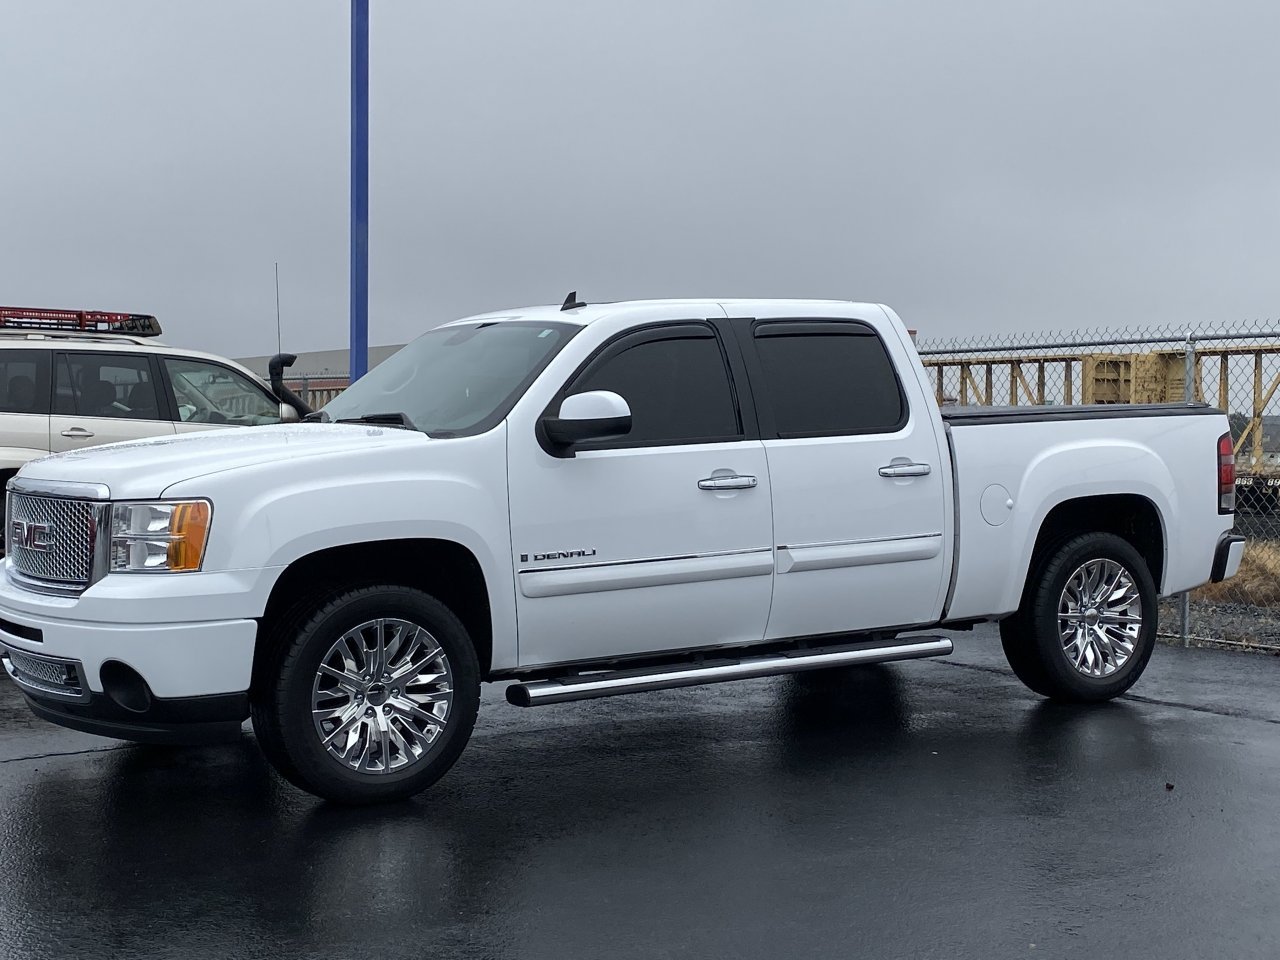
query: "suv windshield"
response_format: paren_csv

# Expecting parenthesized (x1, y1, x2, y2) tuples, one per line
(320, 320, 577, 436)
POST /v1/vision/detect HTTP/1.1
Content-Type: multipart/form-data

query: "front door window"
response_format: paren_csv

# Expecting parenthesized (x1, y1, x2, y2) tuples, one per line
(163, 358, 281, 426)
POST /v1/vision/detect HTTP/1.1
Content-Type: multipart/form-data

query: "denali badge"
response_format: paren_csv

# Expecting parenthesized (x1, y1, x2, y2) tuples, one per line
(10, 519, 55, 553)
(520, 549, 597, 563)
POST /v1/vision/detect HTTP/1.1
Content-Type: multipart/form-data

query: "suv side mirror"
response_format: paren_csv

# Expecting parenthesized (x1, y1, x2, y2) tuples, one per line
(278, 401, 300, 423)
(542, 390, 632, 454)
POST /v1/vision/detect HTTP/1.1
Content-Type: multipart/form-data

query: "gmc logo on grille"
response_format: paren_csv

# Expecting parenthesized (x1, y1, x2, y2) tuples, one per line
(10, 520, 55, 553)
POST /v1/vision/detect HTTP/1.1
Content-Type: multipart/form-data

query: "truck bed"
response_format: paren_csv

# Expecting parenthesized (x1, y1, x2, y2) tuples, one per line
(941, 400, 1231, 623)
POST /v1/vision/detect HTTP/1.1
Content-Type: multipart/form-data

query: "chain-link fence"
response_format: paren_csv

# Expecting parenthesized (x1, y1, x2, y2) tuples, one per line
(919, 319, 1280, 649)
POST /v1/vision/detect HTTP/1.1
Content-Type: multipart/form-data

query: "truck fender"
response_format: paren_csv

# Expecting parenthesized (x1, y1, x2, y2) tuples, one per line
(165, 471, 518, 671)
(1001, 439, 1174, 614)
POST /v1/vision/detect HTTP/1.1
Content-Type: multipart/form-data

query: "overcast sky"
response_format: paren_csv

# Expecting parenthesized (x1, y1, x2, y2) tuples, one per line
(3, 1, 1278, 363)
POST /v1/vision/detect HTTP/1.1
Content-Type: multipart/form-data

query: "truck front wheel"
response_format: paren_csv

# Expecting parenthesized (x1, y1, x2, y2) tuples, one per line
(1000, 533, 1158, 702)
(251, 585, 481, 804)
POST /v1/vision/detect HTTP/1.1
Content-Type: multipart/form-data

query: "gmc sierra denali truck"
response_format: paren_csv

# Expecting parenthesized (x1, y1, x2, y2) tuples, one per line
(0, 298, 1245, 804)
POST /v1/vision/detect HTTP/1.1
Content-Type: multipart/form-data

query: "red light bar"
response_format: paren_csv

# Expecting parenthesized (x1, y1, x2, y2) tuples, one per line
(0, 307, 162, 337)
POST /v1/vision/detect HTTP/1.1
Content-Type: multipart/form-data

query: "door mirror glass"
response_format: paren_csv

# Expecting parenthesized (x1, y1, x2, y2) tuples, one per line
(542, 390, 632, 452)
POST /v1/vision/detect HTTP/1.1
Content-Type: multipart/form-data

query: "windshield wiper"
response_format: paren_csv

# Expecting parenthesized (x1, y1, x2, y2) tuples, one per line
(302, 410, 331, 423)
(334, 411, 420, 431)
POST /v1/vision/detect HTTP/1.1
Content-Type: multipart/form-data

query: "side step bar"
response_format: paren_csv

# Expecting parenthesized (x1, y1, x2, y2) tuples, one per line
(505, 636, 953, 707)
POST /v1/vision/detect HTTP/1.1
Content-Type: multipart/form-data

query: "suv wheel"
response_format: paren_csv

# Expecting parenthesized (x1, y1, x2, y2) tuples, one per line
(252, 585, 480, 804)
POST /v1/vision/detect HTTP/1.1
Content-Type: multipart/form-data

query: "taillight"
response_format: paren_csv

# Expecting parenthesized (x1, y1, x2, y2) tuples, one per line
(1218, 432, 1236, 514)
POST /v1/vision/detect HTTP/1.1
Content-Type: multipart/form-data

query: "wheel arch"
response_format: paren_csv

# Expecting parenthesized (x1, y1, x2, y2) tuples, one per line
(252, 538, 495, 692)
(1023, 494, 1166, 599)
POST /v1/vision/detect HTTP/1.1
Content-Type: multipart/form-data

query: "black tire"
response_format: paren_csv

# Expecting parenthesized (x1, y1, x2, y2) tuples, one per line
(1000, 533, 1157, 702)
(251, 585, 480, 804)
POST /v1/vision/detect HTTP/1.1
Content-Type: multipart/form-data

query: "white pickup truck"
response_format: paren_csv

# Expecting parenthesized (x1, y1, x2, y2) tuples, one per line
(0, 298, 1245, 803)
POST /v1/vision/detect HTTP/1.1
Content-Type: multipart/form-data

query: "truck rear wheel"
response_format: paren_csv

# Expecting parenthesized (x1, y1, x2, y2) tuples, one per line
(251, 585, 480, 804)
(1000, 533, 1157, 702)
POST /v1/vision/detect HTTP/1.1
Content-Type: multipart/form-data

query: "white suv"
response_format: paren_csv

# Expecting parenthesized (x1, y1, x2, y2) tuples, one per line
(0, 308, 295, 518)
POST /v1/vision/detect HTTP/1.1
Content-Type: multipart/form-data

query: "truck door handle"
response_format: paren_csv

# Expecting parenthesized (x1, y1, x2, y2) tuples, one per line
(60, 427, 95, 439)
(879, 463, 931, 478)
(698, 475, 758, 491)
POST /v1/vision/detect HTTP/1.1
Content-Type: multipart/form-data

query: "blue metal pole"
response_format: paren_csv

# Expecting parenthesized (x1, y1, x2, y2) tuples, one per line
(349, 0, 369, 381)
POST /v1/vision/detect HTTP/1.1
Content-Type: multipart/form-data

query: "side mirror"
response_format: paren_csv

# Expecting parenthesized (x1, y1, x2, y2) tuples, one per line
(542, 390, 632, 454)
(278, 401, 300, 423)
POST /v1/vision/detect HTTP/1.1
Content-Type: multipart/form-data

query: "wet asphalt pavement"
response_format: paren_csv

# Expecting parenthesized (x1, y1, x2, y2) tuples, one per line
(2, 626, 1279, 960)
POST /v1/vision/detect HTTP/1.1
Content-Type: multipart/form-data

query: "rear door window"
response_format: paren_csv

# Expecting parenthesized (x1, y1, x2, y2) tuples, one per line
(54, 353, 164, 421)
(747, 321, 906, 437)
(0, 350, 51, 415)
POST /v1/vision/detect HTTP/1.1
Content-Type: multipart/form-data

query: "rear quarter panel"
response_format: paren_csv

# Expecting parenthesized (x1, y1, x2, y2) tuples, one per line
(945, 412, 1232, 620)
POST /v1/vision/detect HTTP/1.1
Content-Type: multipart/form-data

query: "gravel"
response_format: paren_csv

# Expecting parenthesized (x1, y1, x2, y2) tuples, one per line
(1158, 596, 1280, 652)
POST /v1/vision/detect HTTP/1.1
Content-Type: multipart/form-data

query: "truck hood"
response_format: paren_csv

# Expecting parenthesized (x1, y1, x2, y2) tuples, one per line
(17, 423, 429, 500)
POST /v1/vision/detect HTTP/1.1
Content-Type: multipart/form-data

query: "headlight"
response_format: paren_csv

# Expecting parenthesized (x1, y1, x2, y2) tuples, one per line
(110, 500, 212, 573)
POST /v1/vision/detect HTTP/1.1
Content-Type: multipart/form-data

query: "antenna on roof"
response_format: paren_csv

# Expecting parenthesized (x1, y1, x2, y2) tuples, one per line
(560, 290, 586, 311)
(274, 261, 283, 355)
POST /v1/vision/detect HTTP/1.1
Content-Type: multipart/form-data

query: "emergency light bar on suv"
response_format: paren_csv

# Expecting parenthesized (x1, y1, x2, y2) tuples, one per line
(0, 306, 162, 337)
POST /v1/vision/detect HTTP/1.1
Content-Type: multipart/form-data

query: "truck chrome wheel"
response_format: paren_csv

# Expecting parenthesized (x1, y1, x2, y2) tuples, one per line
(1057, 559, 1143, 679)
(310, 617, 454, 774)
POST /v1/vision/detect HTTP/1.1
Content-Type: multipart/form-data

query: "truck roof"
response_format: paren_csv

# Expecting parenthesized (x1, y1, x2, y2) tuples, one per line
(446, 298, 886, 328)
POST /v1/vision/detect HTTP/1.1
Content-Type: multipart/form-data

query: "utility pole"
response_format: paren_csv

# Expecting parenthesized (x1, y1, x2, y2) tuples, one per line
(350, 0, 369, 381)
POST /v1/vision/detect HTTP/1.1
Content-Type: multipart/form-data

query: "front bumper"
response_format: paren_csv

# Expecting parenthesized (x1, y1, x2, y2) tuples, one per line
(0, 580, 258, 743)
(1211, 533, 1247, 583)
(13, 671, 247, 745)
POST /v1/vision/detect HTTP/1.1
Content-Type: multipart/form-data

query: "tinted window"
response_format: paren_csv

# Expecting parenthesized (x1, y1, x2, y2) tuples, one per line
(572, 332, 739, 445)
(164, 357, 281, 425)
(753, 328, 904, 436)
(55, 353, 163, 421)
(0, 350, 50, 415)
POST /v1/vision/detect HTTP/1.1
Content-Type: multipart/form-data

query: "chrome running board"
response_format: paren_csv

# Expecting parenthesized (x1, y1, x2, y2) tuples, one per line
(505, 636, 953, 707)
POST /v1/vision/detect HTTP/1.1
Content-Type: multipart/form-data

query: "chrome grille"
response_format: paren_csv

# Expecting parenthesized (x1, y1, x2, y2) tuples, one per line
(7, 492, 97, 585)
(1, 644, 85, 699)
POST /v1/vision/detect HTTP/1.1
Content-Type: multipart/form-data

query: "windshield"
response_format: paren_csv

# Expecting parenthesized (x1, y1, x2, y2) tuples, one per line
(320, 320, 577, 436)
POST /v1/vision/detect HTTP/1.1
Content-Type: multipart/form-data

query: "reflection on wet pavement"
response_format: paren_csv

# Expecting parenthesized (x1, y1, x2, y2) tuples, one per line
(1, 629, 1278, 959)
